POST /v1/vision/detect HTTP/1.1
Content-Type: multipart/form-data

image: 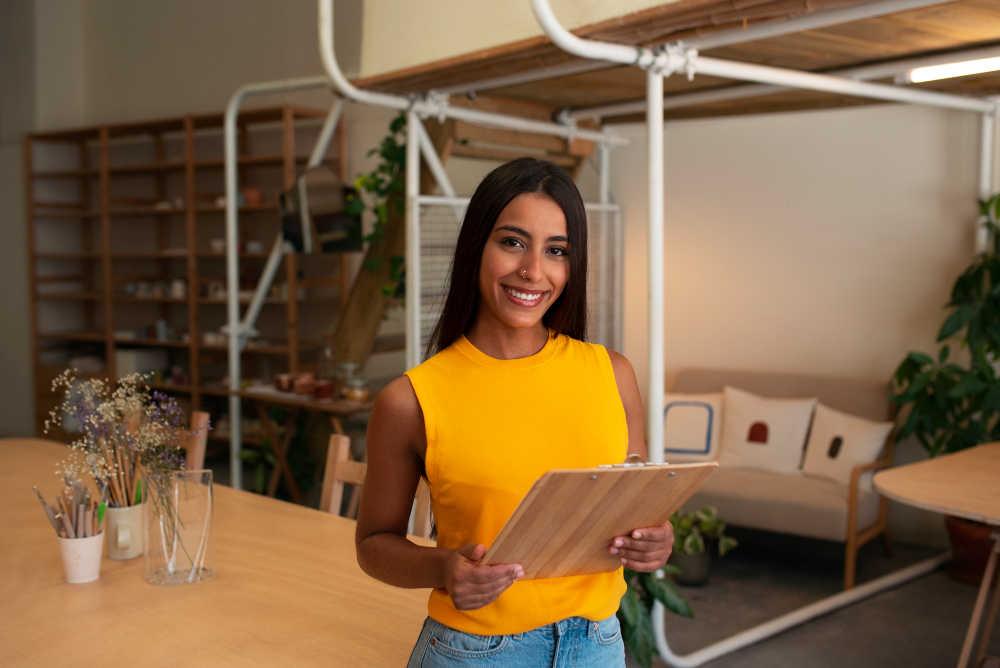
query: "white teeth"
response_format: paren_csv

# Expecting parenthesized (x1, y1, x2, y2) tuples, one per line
(505, 286, 542, 301)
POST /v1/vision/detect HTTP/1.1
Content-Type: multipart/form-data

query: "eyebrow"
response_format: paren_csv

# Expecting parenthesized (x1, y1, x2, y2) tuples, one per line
(495, 225, 569, 243)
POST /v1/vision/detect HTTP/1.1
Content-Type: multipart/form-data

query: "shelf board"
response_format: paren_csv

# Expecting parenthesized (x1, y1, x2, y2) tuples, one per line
(194, 204, 279, 214)
(37, 330, 107, 342)
(196, 252, 271, 259)
(36, 292, 103, 301)
(35, 252, 102, 260)
(113, 337, 190, 348)
(31, 170, 98, 179)
(108, 160, 186, 175)
(198, 341, 321, 355)
(32, 208, 100, 219)
(32, 155, 334, 178)
(112, 251, 189, 259)
(114, 295, 189, 303)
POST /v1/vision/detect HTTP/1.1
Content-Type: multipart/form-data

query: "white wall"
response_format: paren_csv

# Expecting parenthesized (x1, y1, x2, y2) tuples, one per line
(611, 103, 987, 546)
(77, 0, 362, 126)
(359, 0, 677, 79)
(34, 0, 86, 130)
(0, 0, 36, 437)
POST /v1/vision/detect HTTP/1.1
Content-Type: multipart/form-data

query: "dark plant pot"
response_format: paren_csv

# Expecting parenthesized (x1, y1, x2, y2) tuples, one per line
(669, 550, 711, 586)
(945, 515, 998, 586)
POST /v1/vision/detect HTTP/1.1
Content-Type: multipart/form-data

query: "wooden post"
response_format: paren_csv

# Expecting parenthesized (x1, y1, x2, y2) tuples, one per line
(283, 106, 299, 373)
(184, 117, 201, 405)
(98, 127, 115, 381)
(25, 137, 40, 434)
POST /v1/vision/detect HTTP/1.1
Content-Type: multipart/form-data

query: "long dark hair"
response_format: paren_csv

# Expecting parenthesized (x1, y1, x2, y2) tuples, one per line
(426, 157, 588, 357)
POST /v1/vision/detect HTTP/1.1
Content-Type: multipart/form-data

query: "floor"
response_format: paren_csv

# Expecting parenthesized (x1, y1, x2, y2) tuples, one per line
(635, 528, 1000, 668)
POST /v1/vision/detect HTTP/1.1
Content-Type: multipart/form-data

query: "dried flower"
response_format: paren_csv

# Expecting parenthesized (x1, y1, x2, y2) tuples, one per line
(46, 370, 206, 507)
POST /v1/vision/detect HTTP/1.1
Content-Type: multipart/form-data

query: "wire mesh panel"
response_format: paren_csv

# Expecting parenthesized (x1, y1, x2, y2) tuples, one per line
(412, 196, 622, 365)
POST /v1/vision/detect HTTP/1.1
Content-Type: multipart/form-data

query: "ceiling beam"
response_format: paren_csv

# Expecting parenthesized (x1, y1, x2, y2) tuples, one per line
(680, 0, 956, 52)
(438, 0, 955, 98)
(571, 43, 1000, 119)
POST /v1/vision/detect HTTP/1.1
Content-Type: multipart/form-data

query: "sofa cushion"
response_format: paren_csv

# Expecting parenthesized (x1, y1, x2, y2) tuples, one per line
(683, 467, 880, 542)
(718, 386, 816, 474)
(802, 403, 892, 491)
(663, 392, 722, 462)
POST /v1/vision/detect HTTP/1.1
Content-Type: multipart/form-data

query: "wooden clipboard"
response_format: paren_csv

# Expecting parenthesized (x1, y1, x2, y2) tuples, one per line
(479, 462, 717, 580)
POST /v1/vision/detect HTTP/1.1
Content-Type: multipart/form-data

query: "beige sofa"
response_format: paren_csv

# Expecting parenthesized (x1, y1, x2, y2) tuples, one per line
(674, 368, 894, 589)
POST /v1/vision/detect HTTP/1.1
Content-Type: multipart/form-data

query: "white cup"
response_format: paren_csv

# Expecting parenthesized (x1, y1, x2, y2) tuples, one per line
(58, 532, 105, 584)
(105, 504, 145, 560)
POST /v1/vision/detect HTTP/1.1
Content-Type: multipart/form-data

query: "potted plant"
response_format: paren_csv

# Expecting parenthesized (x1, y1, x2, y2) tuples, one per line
(617, 506, 738, 668)
(618, 565, 692, 668)
(891, 192, 1000, 584)
(668, 506, 739, 586)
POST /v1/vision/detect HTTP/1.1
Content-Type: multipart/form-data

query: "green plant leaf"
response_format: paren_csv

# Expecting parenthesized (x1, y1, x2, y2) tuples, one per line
(660, 564, 681, 576)
(718, 535, 738, 556)
(939, 302, 977, 341)
(619, 586, 640, 627)
(644, 575, 694, 619)
(682, 531, 705, 554)
(624, 599, 656, 668)
(938, 346, 950, 363)
(948, 374, 989, 399)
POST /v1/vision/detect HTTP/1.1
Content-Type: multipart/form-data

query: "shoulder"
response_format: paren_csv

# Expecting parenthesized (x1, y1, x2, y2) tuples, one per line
(606, 349, 635, 378)
(372, 375, 422, 423)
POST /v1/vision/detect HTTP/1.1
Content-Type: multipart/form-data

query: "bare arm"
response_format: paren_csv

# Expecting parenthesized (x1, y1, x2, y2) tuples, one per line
(608, 350, 647, 461)
(355, 376, 449, 588)
(607, 351, 674, 571)
(355, 376, 523, 607)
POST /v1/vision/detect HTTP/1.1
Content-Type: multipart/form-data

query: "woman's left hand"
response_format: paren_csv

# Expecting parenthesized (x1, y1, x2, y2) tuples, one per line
(608, 520, 674, 572)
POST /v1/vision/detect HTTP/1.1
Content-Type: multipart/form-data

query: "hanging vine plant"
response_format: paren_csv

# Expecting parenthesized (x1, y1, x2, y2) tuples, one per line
(345, 113, 407, 298)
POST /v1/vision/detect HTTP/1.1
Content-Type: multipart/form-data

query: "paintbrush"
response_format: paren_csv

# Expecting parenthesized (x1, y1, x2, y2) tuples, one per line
(56, 497, 75, 539)
(32, 486, 62, 536)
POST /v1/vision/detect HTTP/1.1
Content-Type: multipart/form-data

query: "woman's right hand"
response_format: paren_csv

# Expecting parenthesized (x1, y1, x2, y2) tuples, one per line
(443, 543, 523, 610)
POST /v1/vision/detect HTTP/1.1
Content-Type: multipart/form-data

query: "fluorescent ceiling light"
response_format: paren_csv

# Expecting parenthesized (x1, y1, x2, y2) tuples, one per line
(907, 56, 1000, 83)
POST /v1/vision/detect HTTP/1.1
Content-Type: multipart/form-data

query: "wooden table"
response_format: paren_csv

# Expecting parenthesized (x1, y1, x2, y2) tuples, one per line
(240, 385, 373, 504)
(0, 439, 430, 667)
(875, 443, 1000, 668)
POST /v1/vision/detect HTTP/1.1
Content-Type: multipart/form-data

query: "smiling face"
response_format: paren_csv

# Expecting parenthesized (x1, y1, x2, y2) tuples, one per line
(476, 192, 571, 333)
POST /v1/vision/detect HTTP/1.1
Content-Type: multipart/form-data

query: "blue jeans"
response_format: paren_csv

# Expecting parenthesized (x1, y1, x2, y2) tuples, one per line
(405, 615, 625, 668)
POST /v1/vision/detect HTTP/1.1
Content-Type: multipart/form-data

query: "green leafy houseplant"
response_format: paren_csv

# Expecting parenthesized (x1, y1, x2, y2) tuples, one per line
(892, 193, 1000, 457)
(617, 507, 737, 668)
(671, 506, 738, 557)
(619, 566, 693, 668)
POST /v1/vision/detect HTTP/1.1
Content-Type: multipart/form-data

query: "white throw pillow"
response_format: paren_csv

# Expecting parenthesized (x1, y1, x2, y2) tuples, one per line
(802, 402, 892, 490)
(719, 386, 817, 474)
(663, 392, 722, 462)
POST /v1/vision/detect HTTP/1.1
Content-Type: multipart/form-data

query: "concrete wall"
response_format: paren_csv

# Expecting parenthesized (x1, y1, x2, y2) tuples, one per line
(610, 103, 990, 546)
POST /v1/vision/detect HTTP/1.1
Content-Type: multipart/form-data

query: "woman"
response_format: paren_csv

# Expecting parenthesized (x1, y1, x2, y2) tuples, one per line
(357, 157, 674, 667)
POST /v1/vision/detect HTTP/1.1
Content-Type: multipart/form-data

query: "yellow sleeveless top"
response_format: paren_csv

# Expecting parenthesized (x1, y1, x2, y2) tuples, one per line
(404, 330, 628, 636)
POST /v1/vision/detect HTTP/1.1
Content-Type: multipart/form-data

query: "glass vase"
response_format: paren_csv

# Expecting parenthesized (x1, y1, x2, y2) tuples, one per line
(145, 469, 214, 585)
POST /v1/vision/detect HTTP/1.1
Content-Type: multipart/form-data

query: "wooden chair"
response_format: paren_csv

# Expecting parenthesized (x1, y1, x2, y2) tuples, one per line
(180, 411, 211, 470)
(320, 434, 433, 539)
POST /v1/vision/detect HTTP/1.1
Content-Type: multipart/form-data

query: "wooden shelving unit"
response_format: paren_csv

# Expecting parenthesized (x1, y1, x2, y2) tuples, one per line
(27, 105, 351, 440)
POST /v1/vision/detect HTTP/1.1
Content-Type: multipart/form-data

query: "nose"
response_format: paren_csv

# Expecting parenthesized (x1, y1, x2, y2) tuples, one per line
(520, 248, 545, 282)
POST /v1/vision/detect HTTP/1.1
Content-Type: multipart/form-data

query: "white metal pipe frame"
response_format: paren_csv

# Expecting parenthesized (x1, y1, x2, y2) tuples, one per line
(530, 0, 996, 664)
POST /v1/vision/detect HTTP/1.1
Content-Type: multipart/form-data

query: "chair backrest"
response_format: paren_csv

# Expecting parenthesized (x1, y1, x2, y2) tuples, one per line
(320, 434, 433, 539)
(181, 411, 211, 470)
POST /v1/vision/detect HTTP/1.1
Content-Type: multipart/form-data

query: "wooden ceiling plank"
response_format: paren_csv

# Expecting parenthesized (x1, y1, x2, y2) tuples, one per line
(453, 122, 569, 154)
